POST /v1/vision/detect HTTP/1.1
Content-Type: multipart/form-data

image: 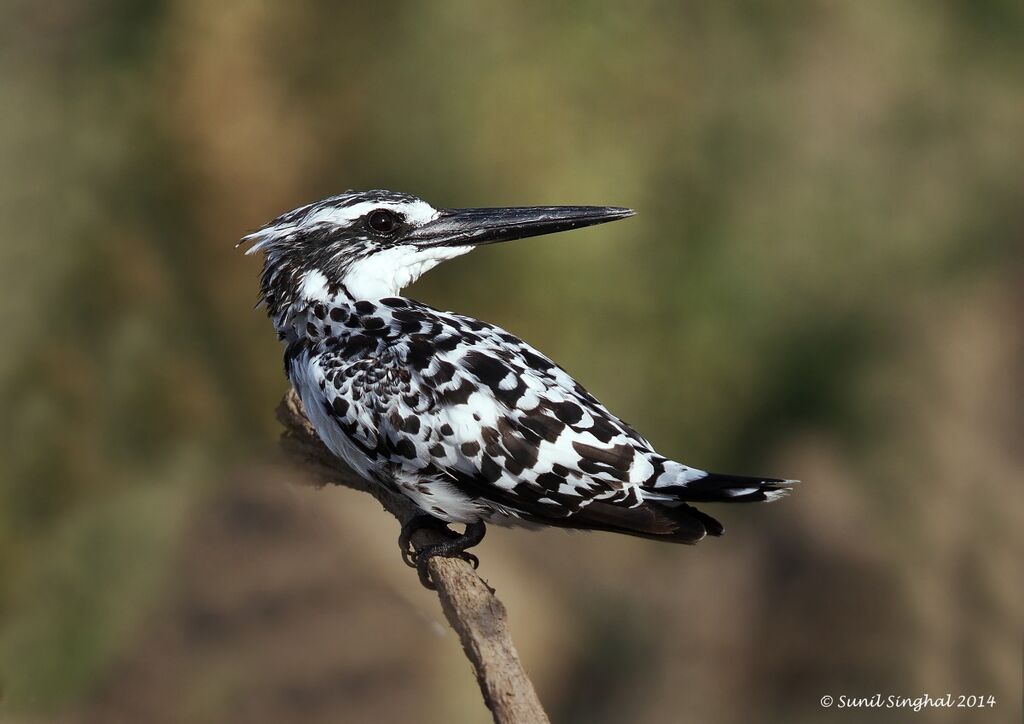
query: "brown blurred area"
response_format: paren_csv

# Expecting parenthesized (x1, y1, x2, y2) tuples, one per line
(1, 1, 1022, 723)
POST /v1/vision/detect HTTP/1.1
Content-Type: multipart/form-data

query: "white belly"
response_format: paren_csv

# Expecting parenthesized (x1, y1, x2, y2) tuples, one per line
(289, 353, 377, 481)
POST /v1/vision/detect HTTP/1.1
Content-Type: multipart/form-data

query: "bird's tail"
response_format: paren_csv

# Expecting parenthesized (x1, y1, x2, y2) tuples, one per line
(613, 467, 797, 543)
(530, 459, 796, 545)
(657, 470, 797, 504)
(544, 471, 796, 545)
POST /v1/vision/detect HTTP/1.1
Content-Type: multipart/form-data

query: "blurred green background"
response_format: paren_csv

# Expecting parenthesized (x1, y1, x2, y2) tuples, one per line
(1, 1, 1022, 722)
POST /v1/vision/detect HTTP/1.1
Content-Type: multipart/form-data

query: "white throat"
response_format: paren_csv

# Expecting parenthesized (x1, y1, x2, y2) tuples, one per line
(339, 244, 474, 299)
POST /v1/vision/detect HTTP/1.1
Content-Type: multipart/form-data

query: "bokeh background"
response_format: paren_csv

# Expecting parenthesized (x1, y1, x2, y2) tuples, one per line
(1, 1, 1022, 723)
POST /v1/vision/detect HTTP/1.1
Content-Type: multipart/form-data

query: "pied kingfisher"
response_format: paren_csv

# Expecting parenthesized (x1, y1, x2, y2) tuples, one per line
(242, 189, 795, 586)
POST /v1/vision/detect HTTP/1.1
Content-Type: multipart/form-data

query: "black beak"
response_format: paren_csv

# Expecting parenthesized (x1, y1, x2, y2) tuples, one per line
(406, 205, 634, 247)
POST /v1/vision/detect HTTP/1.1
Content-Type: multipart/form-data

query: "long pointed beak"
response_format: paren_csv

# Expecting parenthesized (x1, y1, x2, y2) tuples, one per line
(406, 205, 634, 247)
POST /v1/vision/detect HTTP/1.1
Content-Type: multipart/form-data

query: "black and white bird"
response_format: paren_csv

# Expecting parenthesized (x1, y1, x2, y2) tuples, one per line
(242, 189, 794, 586)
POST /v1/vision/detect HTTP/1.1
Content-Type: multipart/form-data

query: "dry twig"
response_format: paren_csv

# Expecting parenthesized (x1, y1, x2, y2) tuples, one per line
(276, 389, 550, 724)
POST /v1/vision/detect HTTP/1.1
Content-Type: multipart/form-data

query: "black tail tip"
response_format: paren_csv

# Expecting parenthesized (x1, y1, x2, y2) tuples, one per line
(674, 472, 798, 503)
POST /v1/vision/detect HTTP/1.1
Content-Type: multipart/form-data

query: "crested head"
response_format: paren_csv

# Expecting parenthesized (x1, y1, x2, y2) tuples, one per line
(240, 188, 634, 329)
(240, 189, 454, 315)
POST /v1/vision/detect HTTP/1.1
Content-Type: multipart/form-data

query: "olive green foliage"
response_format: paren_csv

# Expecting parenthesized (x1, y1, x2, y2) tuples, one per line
(1, 2, 1021, 722)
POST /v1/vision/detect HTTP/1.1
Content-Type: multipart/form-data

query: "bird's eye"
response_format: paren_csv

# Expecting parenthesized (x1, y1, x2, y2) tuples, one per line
(367, 209, 401, 235)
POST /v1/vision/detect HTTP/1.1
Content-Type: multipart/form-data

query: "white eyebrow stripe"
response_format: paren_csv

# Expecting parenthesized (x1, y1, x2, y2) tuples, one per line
(304, 200, 439, 228)
(241, 195, 440, 253)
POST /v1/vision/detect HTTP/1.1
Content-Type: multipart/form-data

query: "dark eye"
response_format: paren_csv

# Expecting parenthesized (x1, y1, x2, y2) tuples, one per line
(367, 209, 401, 235)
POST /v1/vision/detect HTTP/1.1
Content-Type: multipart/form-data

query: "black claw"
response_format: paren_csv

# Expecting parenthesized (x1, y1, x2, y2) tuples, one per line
(405, 520, 487, 589)
(401, 544, 415, 569)
(398, 514, 453, 568)
(416, 557, 436, 590)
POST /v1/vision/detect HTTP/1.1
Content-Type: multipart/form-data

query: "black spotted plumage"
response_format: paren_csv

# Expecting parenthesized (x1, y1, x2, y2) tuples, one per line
(284, 294, 792, 540)
(242, 189, 796, 580)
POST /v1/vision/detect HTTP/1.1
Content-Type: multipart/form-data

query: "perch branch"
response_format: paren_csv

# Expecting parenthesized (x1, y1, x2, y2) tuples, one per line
(276, 389, 550, 724)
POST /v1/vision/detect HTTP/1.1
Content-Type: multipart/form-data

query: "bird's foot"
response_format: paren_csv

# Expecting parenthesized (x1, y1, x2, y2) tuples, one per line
(399, 514, 460, 568)
(410, 520, 487, 590)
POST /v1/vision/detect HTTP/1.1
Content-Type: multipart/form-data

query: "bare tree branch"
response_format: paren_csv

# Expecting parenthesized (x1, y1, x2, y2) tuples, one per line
(276, 390, 550, 724)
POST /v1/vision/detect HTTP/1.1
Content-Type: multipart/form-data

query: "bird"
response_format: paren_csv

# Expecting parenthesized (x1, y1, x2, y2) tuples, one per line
(241, 189, 795, 587)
